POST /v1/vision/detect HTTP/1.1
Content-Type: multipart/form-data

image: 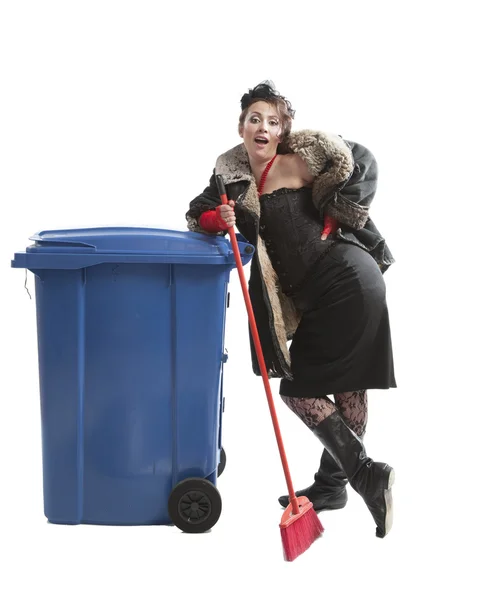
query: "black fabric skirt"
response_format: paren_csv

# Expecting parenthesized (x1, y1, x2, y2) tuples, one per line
(279, 242, 396, 398)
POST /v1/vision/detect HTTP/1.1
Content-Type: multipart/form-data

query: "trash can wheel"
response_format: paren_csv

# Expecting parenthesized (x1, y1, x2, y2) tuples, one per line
(218, 447, 226, 477)
(168, 478, 222, 533)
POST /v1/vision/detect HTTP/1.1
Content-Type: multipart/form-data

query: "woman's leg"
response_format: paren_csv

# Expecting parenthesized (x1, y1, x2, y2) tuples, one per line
(278, 395, 348, 512)
(280, 392, 394, 537)
(334, 390, 368, 438)
(280, 395, 337, 429)
(280, 390, 368, 436)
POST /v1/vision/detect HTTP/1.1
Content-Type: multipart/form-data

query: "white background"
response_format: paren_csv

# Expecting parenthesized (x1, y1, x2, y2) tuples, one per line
(1, 1, 478, 598)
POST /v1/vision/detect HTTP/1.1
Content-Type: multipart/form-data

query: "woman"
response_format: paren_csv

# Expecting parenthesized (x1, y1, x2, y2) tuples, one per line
(185, 81, 396, 538)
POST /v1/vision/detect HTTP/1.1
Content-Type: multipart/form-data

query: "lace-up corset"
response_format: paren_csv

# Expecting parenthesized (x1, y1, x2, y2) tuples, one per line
(259, 186, 335, 294)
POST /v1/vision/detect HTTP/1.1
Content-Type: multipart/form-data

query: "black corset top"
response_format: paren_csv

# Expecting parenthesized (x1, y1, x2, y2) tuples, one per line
(259, 186, 335, 295)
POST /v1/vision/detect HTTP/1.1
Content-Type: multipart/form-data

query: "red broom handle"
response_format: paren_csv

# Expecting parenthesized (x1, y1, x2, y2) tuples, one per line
(216, 176, 300, 515)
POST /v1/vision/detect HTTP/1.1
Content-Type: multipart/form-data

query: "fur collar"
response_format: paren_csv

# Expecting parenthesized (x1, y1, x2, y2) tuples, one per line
(215, 129, 354, 218)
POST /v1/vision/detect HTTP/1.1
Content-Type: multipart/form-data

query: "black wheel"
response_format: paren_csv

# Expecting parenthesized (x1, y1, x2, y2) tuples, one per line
(218, 447, 226, 477)
(168, 478, 222, 533)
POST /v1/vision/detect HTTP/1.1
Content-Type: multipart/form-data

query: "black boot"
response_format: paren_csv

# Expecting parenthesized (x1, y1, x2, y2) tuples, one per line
(278, 449, 348, 512)
(313, 411, 394, 538)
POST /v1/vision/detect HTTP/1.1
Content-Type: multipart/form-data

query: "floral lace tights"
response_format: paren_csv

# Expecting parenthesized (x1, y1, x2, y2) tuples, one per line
(281, 390, 368, 437)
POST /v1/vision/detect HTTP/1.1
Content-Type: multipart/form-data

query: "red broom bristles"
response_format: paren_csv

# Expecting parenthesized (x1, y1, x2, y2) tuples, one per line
(280, 497, 324, 562)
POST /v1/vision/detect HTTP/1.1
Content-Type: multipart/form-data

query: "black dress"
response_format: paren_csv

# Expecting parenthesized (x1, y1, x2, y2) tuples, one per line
(259, 186, 396, 398)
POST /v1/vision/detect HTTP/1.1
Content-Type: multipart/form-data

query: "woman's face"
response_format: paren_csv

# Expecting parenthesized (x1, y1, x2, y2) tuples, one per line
(239, 101, 282, 161)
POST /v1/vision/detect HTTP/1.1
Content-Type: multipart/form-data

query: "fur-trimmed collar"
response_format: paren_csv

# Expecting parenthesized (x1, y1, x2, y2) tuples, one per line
(215, 129, 354, 217)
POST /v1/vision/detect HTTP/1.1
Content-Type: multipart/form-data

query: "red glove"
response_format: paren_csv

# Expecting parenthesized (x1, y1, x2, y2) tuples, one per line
(199, 206, 229, 233)
(321, 214, 339, 240)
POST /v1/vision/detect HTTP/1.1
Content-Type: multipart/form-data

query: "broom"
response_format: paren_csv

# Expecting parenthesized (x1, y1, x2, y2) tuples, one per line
(216, 175, 324, 561)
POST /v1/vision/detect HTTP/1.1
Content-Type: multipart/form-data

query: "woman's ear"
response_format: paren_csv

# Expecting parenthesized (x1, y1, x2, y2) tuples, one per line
(238, 124, 244, 138)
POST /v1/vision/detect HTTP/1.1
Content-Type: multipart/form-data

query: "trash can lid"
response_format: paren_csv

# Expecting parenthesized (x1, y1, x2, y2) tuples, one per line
(28, 227, 232, 255)
(11, 227, 255, 269)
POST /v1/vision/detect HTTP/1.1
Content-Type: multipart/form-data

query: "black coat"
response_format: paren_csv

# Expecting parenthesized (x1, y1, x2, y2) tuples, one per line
(186, 130, 394, 380)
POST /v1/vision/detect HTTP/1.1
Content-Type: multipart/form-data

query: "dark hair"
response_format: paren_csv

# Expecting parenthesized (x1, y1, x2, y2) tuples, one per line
(238, 80, 295, 142)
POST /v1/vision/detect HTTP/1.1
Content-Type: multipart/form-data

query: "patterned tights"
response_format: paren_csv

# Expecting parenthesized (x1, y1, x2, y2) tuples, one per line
(281, 390, 368, 437)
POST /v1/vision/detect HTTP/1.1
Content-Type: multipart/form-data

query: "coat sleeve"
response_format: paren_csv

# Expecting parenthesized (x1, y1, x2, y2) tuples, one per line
(185, 170, 226, 235)
(325, 141, 378, 230)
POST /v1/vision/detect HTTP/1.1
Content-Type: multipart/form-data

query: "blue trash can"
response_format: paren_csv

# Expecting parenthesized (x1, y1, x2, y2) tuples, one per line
(11, 227, 254, 532)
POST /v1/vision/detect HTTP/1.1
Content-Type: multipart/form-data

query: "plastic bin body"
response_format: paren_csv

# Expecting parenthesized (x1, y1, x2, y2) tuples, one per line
(11, 228, 253, 525)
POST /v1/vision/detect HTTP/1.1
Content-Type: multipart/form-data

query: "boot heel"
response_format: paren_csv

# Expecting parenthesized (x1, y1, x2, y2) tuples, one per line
(378, 467, 394, 538)
(387, 468, 395, 489)
(376, 463, 394, 488)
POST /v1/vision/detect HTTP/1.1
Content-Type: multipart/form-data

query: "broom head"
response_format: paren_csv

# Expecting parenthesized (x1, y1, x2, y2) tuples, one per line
(280, 496, 324, 562)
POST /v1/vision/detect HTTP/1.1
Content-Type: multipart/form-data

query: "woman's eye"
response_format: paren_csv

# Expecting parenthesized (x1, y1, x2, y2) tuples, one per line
(270, 121, 279, 126)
